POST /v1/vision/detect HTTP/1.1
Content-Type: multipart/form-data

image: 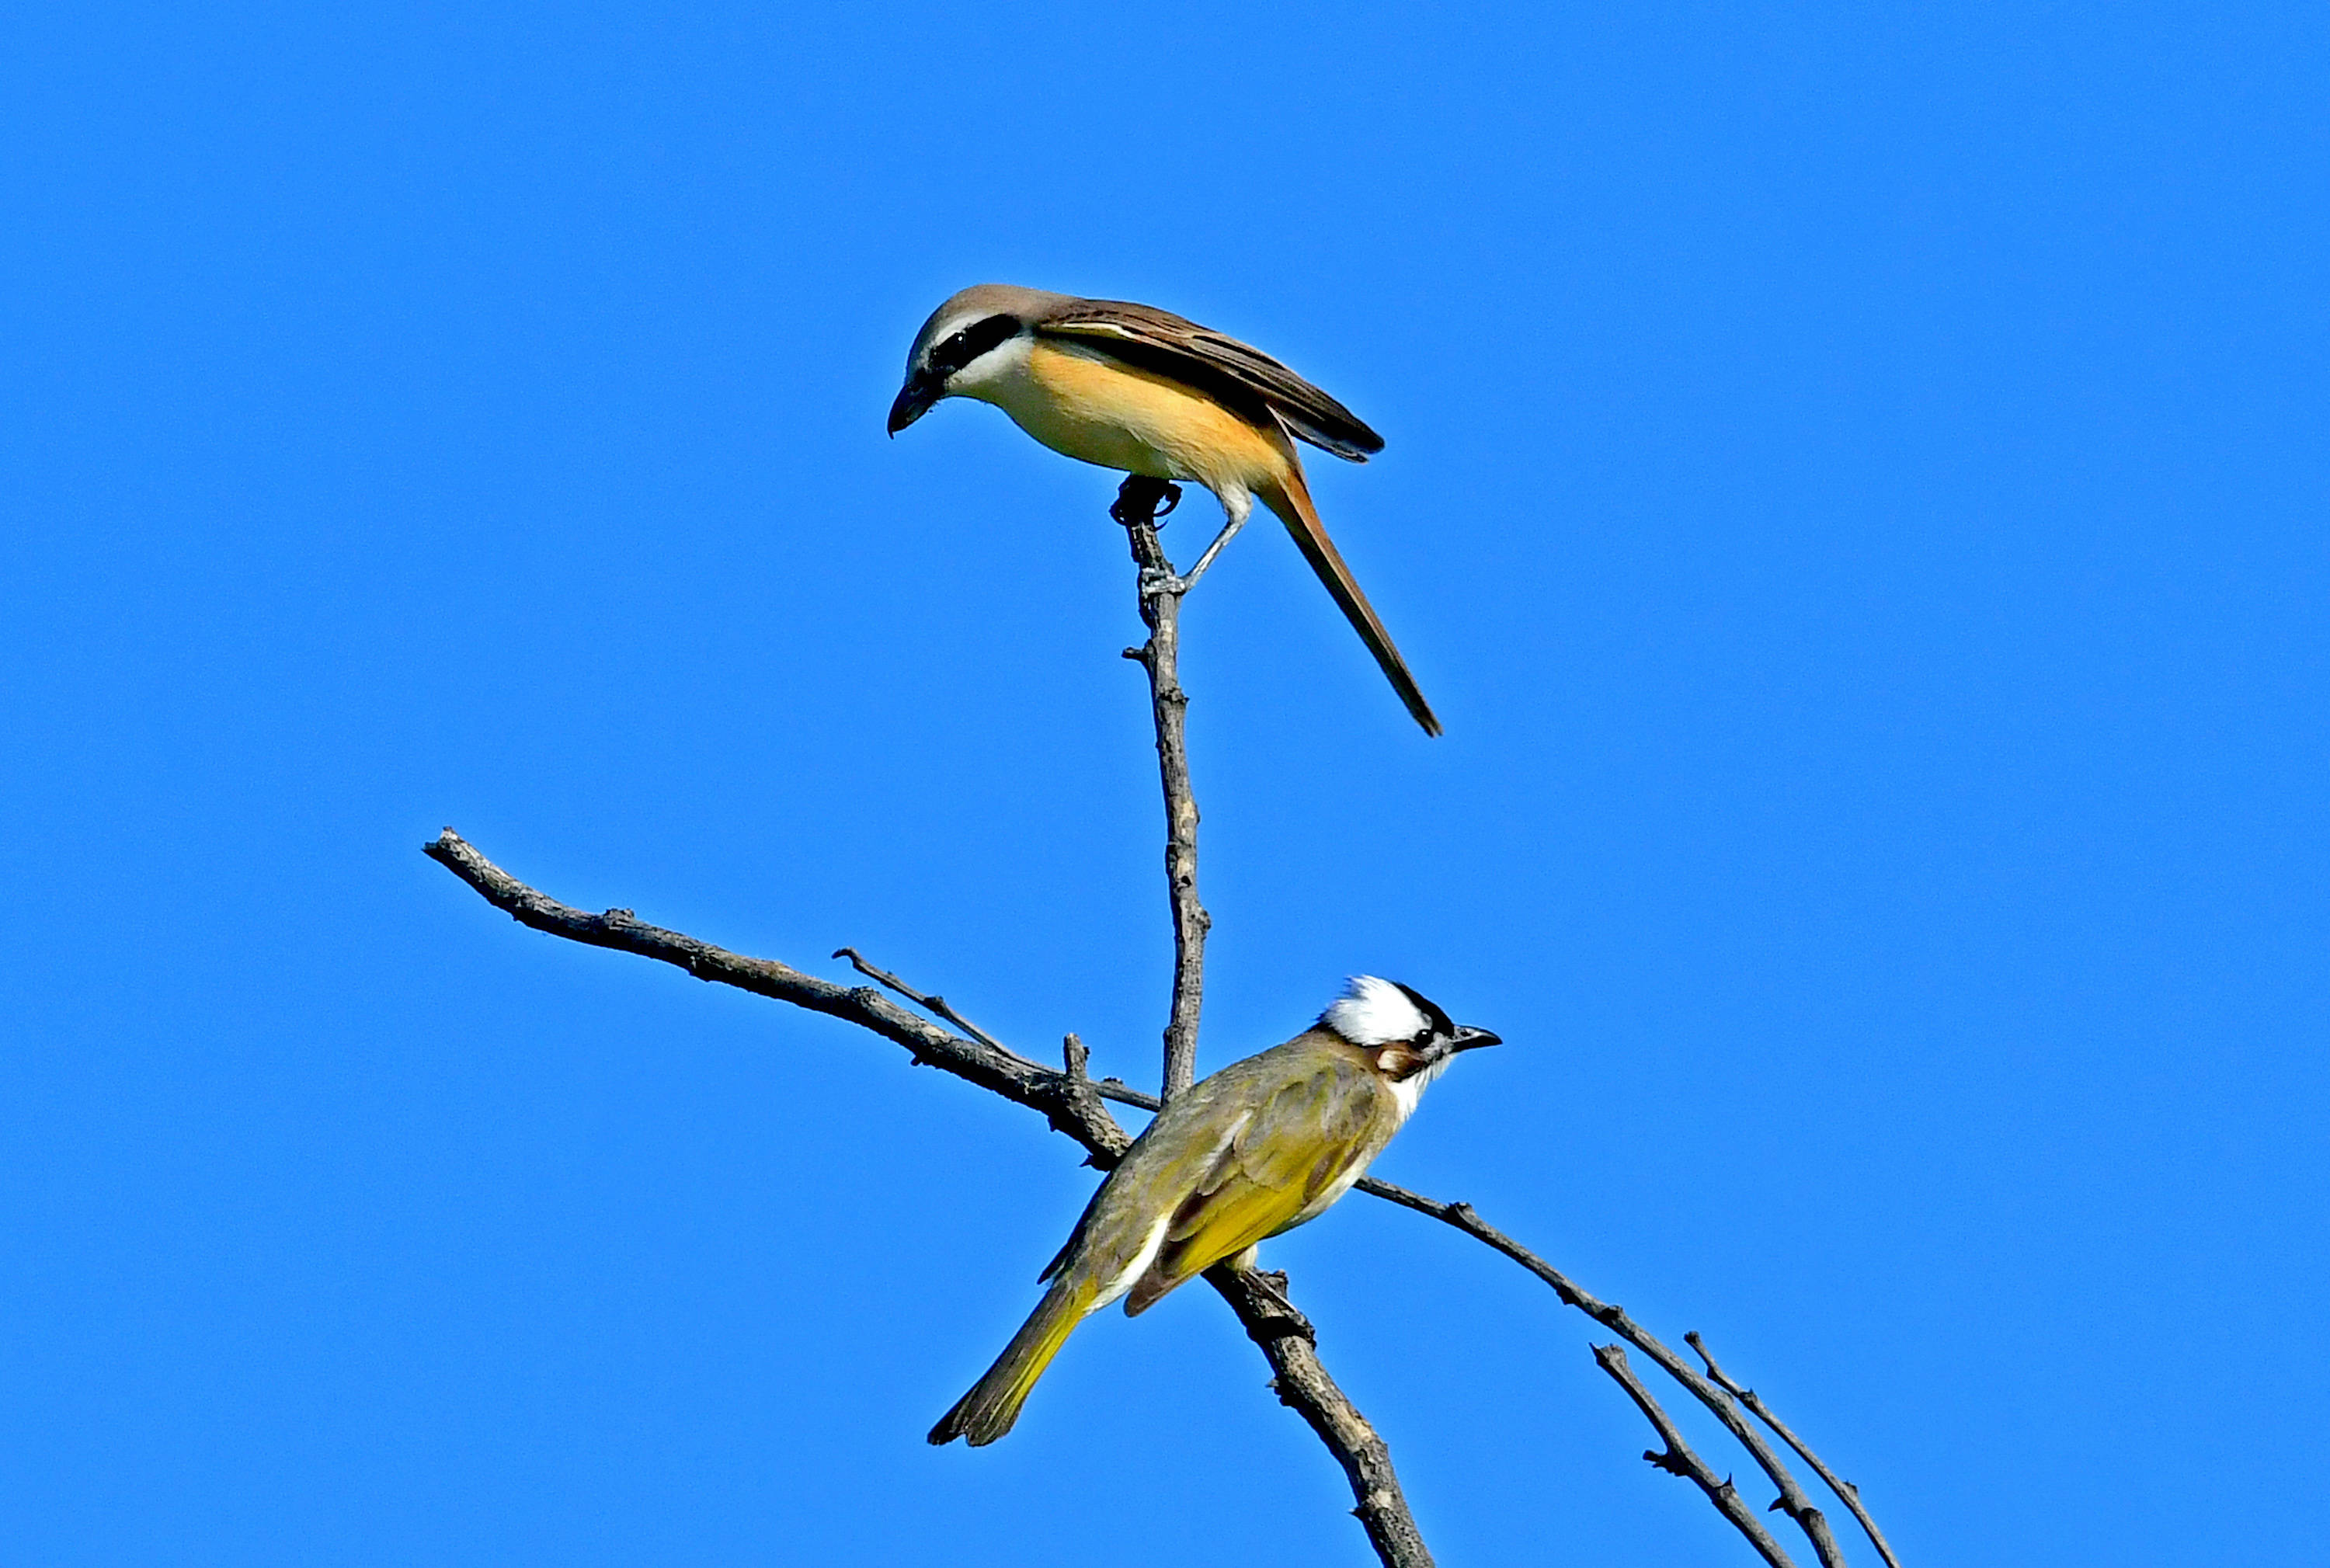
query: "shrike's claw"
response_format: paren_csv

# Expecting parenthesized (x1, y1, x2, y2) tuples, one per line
(1110, 476, 1183, 527)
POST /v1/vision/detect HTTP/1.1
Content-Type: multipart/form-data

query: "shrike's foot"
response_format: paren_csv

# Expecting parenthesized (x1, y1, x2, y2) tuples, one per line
(1111, 476, 1183, 526)
(1138, 565, 1191, 598)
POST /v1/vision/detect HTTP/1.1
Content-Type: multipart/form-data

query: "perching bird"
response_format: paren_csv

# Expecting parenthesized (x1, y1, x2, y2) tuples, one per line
(887, 285, 1442, 735)
(928, 976, 1500, 1446)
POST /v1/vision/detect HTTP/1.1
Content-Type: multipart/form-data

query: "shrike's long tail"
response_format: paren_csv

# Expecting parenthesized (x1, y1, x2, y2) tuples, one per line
(1259, 468, 1443, 736)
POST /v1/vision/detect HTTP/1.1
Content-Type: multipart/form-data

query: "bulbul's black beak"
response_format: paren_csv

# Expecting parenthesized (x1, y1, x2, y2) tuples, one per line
(887, 371, 941, 436)
(1450, 1024, 1502, 1052)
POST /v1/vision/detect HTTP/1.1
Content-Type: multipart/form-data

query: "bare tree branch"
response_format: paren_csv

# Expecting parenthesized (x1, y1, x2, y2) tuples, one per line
(1097, 471, 1891, 1567)
(426, 827, 1897, 1568)
(1595, 1344, 1799, 1568)
(432, 483, 1434, 1567)
(1351, 1181, 1850, 1566)
(427, 485, 1897, 1568)
(1112, 475, 1209, 1102)
(1108, 471, 1429, 1565)
(1207, 1263, 1436, 1568)
(833, 941, 1153, 1123)
(1689, 1333, 1903, 1568)
(423, 828, 1432, 1568)
(421, 830, 1075, 1117)
(833, 944, 1013, 1056)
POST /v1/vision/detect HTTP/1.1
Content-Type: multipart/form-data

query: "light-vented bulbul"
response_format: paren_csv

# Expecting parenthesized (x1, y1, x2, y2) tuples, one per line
(929, 977, 1499, 1445)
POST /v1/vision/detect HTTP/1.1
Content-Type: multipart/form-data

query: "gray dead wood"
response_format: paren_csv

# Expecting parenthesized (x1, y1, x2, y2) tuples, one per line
(1113, 475, 1209, 1103)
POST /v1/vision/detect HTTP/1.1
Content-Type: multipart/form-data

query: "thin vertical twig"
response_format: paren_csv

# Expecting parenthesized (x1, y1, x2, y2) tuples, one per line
(1112, 475, 1431, 1566)
(1113, 475, 1209, 1102)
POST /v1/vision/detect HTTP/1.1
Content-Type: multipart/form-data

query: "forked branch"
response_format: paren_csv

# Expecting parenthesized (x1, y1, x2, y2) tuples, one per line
(1352, 1179, 1852, 1567)
(423, 827, 1433, 1568)
(1596, 1344, 1797, 1568)
(424, 830, 1891, 1568)
(426, 478, 1896, 1568)
(1690, 1333, 1902, 1568)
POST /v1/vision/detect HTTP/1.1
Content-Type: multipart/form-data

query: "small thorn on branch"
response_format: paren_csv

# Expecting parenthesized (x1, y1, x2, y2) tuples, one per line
(1685, 1331, 1895, 1568)
(1595, 1344, 1799, 1568)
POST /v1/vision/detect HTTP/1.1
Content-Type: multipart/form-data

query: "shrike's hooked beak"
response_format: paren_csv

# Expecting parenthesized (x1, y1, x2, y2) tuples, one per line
(887, 370, 942, 436)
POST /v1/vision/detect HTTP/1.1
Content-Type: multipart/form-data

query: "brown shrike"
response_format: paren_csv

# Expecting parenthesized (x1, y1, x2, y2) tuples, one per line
(889, 285, 1440, 735)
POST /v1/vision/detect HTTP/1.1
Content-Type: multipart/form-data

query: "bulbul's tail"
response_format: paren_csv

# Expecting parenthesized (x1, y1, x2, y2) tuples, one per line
(927, 1278, 1094, 1447)
(1258, 469, 1443, 736)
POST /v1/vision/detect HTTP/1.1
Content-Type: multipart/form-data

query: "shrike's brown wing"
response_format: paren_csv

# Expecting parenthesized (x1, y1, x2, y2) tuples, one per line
(1035, 299, 1385, 462)
(1038, 297, 1438, 733)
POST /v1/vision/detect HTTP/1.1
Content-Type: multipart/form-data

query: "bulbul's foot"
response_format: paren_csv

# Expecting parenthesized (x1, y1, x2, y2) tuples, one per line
(1248, 1267, 1298, 1319)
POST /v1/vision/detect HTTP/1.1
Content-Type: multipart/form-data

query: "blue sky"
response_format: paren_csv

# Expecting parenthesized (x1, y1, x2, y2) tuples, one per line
(2, 3, 2324, 1563)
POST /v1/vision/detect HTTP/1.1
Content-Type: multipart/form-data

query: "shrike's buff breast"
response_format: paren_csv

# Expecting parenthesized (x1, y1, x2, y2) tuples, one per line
(996, 342, 1297, 495)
